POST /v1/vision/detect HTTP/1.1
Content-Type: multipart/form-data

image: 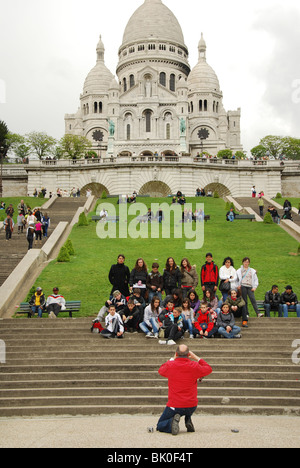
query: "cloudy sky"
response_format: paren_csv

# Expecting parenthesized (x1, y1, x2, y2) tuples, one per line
(0, 0, 299, 154)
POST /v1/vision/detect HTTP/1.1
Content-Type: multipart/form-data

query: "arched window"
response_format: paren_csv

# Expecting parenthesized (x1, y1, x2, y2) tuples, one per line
(94, 102, 98, 113)
(144, 110, 152, 133)
(199, 100, 202, 112)
(166, 123, 171, 140)
(160, 72, 166, 87)
(190, 101, 194, 113)
(130, 75, 135, 88)
(204, 100, 208, 111)
(123, 77, 127, 92)
(126, 124, 131, 141)
(170, 74, 175, 92)
(99, 102, 103, 114)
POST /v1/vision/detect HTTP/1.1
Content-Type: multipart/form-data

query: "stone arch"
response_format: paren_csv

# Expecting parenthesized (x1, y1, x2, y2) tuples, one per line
(139, 181, 172, 198)
(81, 182, 110, 198)
(204, 182, 231, 197)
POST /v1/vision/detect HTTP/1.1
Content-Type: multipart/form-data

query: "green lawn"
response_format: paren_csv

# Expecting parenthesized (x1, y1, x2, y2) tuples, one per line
(26, 197, 300, 318)
(0, 197, 48, 222)
(275, 197, 300, 210)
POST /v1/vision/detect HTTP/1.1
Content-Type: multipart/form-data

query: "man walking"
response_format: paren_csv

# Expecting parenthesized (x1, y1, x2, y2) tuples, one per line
(156, 344, 212, 435)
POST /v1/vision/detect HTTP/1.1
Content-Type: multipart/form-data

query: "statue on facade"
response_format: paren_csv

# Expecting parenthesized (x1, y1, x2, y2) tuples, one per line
(180, 118, 186, 135)
(108, 119, 115, 137)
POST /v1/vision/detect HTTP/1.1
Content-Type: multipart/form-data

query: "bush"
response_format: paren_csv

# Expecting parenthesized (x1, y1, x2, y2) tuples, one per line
(78, 212, 88, 226)
(101, 191, 107, 199)
(214, 191, 219, 198)
(65, 239, 75, 256)
(275, 193, 282, 199)
(263, 212, 273, 224)
(57, 245, 70, 263)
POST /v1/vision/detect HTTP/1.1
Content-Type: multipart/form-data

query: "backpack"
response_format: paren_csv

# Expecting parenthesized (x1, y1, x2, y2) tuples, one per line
(91, 320, 104, 333)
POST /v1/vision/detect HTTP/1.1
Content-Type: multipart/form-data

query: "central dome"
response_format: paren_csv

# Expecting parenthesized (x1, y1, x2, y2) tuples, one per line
(122, 0, 186, 48)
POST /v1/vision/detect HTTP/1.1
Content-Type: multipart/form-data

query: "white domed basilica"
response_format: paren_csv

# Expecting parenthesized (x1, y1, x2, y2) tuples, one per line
(65, 0, 243, 157)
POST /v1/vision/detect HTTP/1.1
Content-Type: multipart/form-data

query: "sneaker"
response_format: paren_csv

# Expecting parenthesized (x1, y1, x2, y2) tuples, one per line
(171, 414, 181, 436)
(258, 313, 264, 318)
(186, 419, 195, 433)
(234, 334, 242, 338)
(49, 311, 56, 319)
(189, 334, 194, 339)
(167, 339, 176, 345)
(242, 321, 248, 328)
(146, 332, 153, 338)
(159, 340, 167, 345)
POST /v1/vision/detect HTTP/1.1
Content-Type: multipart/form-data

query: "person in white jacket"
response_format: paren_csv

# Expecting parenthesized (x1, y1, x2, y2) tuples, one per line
(100, 305, 124, 339)
(219, 257, 238, 300)
(236, 257, 262, 323)
(46, 287, 66, 318)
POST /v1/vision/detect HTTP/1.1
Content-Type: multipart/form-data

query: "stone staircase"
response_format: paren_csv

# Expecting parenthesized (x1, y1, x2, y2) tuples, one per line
(0, 197, 85, 287)
(235, 197, 300, 227)
(0, 317, 299, 417)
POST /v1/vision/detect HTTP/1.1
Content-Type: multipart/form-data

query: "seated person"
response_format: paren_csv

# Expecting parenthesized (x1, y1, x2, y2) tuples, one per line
(95, 290, 127, 322)
(100, 305, 124, 339)
(119, 298, 141, 332)
(128, 288, 146, 313)
(181, 298, 195, 339)
(281, 285, 300, 318)
(187, 290, 200, 316)
(200, 288, 221, 315)
(139, 296, 162, 338)
(226, 208, 236, 222)
(162, 289, 183, 308)
(29, 287, 46, 318)
(46, 287, 66, 318)
(192, 302, 218, 339)
(264, 285, 282, 317)
(216, 303, 241, 339)
(225, 289, 248, 327)
(158, 307, 184, 345)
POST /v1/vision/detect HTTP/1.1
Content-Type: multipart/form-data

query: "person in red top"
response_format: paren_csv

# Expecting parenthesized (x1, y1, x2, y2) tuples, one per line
(193, 302, 218, 338)
(200, 252, 219, 292)
(156, 344, 212, 435)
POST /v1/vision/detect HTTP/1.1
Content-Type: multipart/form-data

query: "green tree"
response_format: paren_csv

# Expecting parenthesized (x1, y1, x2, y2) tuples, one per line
(0, 120, 9, 157)
(259, 136, 286, 159)
(59, 134, 92, 160)
(282, 137, 300, 160)
(217, 149, 233, 159)
(250, 144, 267, 159)
(6, 133, 31, 161)
(26, 131, 57, 160)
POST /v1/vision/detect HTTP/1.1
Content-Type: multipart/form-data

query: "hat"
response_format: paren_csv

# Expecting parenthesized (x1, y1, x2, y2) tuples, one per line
(113, 290, 121, 298)
(53, 287, 59, 292)
(285, 285, 292, 290)
(36, 287, 42, 292)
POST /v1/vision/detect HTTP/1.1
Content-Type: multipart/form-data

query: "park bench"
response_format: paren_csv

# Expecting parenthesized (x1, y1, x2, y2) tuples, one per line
(92, 215, 119, 223)
(17, 301, 81, 318)
(235, 214, 255, 221)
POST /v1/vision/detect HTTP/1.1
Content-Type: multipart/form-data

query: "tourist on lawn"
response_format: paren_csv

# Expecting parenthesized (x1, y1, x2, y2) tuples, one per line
(108, 254, 131, 297)
(163, 257, 182, 296)
(46, 287, 66, 318)
(180, 258, 199, 298)
(193, 302, 218, 339)
(146, 262, 163, 303)
(201, 288, 221, 315)
(216, 303, 241, 339)
(264, 285, 282, 317)
(29, 287, 46, 318)
(187, 290, 200, 316)
(158, 307, 184, 346)
(181, 298, 195, 338)
(100, 305, 124, 339)
(281, 285, 300, 318)
(225, 289, 248, 326)
(139, 296, 162, 338)
(129, 258, 148, 297)
(236, 257, 262, 319)
(219, 256, 238, 301)
(200, 252, 219, 293)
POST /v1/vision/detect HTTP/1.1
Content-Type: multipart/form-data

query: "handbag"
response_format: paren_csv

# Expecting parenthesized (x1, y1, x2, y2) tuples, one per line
(219, 279, 231, 292)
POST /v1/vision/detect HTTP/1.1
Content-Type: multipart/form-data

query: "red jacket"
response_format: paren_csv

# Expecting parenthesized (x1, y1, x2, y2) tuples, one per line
(194, 309, 216, 333)
(201, 262, 219, 286)
(158, 358, 212, 408)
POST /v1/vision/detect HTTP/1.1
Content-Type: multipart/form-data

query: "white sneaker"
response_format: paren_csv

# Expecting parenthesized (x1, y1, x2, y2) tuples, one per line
(167, 340, 176, 345)
(189, 334, 194, 339)
(159, 340, 167, 345)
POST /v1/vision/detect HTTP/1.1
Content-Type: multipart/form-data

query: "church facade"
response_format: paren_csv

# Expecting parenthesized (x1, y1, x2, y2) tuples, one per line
(65, 0, 243, 158)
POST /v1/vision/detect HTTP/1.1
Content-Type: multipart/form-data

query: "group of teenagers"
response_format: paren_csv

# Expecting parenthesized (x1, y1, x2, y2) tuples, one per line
(93, 252, 289, 343)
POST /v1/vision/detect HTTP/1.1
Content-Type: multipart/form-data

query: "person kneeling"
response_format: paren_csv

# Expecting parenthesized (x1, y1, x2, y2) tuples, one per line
(216, 303, 241, 338)
(100, 305, 124, 339)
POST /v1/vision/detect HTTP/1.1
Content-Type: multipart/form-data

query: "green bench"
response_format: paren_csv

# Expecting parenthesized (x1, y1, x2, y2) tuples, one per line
(92, 215, 120, 223)
(17, 301, 81, 318)
(235, 214, 255, 221)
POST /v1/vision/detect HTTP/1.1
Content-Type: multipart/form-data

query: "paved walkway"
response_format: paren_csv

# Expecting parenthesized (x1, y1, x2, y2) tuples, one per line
(0, 414, 299, 448)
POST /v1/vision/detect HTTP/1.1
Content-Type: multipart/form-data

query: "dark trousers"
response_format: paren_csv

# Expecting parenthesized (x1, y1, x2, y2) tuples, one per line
(5, 228, 12, 240)
(47, 303, 61, 316)
(164, 324, 183, 341)
(157, 406, 197, 433)
(193, 323, 218, 338)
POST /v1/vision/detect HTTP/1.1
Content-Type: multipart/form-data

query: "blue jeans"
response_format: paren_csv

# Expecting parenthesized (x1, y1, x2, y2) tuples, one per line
(148, 290, 162, 304)
(218, 325, 241, 338)
(282, 304, 300, 318)
(139, 318, 159, 334)
(31, 305, 43, 318)
(157, 406, 197, 433)
(264, 304, 283, 317)
(182, 318, 193, 335)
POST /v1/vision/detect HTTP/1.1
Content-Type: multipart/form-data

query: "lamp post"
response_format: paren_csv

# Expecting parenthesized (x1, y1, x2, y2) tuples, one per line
(0, 145, 4, 198)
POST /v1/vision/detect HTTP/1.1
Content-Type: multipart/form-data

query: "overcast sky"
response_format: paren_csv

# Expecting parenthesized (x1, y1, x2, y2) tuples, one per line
(0, 0, 299, 155)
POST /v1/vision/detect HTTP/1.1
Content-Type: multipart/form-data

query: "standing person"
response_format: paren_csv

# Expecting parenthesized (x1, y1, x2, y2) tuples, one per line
(35, 219, 43, 245)
(236, 257, 262, 319)
(46, 287, 66, 318)
(251, 186, 256, 198)
(42, 212, 50, 238)
(146, 262, 163, 304)
(258, 197, 264, 217)
(4, 214, 14, 241)
(26, 222, 35, 250)
(156, 345, 212, 435)
(129, 258, 148, 297)
(180, 258, 198, 298)
(200, 253, 219, 293)
(17, 199, 28, 216)
(17, 211, 26, 234)
(108, 254, 131, 297)
(219, 257, 238, 301)
(163, 257, 181, 296)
